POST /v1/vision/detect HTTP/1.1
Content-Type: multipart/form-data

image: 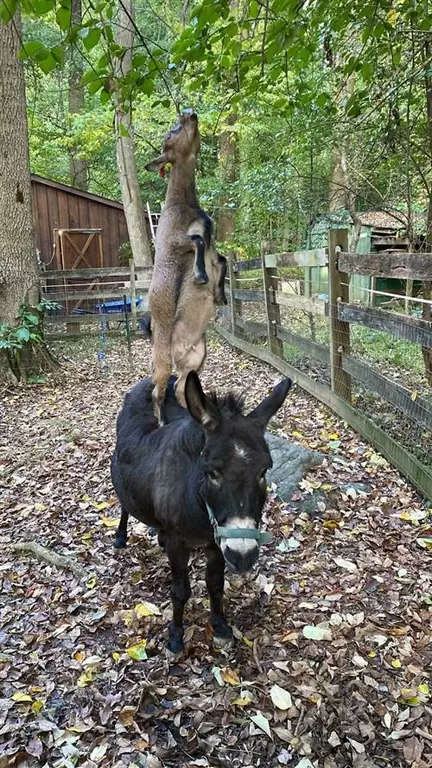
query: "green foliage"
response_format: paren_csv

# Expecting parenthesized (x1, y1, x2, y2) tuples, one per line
(0, 299, 60, 361)
(5, 0, 431, 257)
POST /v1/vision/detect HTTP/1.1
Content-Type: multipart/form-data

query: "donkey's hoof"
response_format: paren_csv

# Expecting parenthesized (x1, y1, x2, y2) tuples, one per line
(114, 537, 127, 549)
(194, 273, 209, 285)
(213, 634, 234, 651)
(166, 646, 184, 662)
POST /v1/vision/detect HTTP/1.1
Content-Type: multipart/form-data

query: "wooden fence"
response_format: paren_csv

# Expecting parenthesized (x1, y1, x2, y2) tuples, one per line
(40, 261, 151, 335)
(219, 230, 432, 501)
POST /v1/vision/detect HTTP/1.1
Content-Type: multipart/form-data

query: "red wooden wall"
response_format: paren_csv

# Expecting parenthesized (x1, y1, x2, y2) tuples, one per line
(31, 175, 148, 271)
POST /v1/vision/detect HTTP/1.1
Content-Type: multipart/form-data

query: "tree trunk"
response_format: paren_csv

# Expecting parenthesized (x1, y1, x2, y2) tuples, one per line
(114, 0, 153, 267)
(218, 112, 238, 242)
(0, 12, 39, 328)
(68, 0, 89, 190)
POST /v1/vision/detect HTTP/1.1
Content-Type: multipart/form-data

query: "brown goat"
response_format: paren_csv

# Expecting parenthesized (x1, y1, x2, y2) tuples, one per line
(145, 110, 226, 419)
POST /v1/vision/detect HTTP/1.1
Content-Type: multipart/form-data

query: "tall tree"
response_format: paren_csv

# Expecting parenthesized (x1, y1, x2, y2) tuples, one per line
(68, 0, 88, 190)
(0, 13, 39, 332)
(218, 112, 238, 242)
(114, 0, 153, 267)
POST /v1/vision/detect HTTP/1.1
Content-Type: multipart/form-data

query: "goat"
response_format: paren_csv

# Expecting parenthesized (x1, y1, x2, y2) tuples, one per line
(145, 110, 225, 420)
(111, 371, 292, 654)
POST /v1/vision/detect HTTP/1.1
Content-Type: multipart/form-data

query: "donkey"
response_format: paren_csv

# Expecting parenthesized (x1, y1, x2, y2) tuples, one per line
(111, 371, 292, 654)
(145, 110, 225, 420)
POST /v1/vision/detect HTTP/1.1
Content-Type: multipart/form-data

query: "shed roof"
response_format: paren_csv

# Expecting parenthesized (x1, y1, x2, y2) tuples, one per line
(30, 174, 127, 212)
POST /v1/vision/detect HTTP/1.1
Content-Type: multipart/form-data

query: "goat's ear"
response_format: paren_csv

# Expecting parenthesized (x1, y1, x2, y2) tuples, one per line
(145, 154, 168, 173)
(185, 371, 221, 431)
(247, 378, 292, 430)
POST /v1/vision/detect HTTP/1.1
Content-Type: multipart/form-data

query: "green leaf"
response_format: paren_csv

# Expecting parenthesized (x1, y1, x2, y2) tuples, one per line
(56, 5, 71, 30)
(19, 41, 49, 60)
(82, 27, 101, 51)
(32, 0, 55, 14)
(25, 315, 39, 325)
(16, 327, 30, 342)
(50, 46, 64, 66)
(38, 54, 58, 74)
(316, 92, 330, 107)
(0, 0, 18, 23)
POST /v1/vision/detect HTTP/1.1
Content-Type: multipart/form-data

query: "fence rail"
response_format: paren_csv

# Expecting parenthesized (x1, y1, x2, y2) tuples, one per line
(40, 259, 149, 335)
(338, 251, 432, 280)
(219, 232, 432, 501)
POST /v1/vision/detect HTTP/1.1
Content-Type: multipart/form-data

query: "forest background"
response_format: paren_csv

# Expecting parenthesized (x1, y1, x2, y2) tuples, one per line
(8, 0, 432, 258)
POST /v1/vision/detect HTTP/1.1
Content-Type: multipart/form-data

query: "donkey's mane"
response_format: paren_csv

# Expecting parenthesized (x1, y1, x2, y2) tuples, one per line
(207, 390, 245, 416)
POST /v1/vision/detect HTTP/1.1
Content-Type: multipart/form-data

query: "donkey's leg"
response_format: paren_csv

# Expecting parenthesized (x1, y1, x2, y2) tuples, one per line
(190, 234, 209, 285)
(114, 507, 129, 549)
(205, 543, 233, 642)
(166, 541, 191, 654)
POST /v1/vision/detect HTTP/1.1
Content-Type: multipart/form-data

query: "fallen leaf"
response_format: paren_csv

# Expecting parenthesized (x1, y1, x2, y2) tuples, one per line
(270, 684, 293, 710)
(12, 692, 32, 703)
(100, 514, 120, 527)
(135, 601, 161, 617)
(118, 706, 136, 726)
(250, 711, 272, 738)
(302, 625, 332, 641)
(348, 738, 365, 754)
(90, 743, 109, 762)
(333, 556, 358, 573)
(126, 640, 148, 661)
(222, 668, 240, 686)
(26, 736, 43, 757)
(403, 735, 424, 764)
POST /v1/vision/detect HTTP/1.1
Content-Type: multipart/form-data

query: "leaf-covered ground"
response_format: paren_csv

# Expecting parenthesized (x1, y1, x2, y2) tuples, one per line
(0, 333, 431, 768)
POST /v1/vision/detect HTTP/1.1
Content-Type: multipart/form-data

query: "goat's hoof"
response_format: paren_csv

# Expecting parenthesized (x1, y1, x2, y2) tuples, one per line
(114, 537, 127, 549)
(194, 273, 209, 285)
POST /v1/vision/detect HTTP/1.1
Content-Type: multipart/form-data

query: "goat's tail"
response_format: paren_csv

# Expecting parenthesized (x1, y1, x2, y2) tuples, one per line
(138, 311, 152, 339)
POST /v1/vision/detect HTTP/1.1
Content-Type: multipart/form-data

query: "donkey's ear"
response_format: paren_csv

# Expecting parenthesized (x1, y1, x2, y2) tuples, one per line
(145, 153, 168, 172)
(248, 378, 292, 430)
(185, 371, 221, 431)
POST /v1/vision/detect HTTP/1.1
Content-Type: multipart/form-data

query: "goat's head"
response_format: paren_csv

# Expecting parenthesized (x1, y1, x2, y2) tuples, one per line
(185, 372, 292, 574)
(145, 109, 200, 174)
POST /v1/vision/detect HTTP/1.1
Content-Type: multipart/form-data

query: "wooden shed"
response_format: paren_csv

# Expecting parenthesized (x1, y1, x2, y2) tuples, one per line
(306, 210, 426, 305)
(31, 174, 148, 271)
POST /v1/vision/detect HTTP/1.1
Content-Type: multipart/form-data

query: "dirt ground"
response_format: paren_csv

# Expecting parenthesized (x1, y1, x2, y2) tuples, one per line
(0, 333, 431, 768)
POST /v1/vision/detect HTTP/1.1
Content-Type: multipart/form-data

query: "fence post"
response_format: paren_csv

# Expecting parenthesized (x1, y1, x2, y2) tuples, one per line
(261, 240, 284, 359)
(129, 258, 137, 333)
(328, 229, 352, 402)
(228, 252, 242, 336)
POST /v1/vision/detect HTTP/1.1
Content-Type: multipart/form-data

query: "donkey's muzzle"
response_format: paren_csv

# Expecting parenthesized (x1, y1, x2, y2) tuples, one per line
(223, 541, 259, 574)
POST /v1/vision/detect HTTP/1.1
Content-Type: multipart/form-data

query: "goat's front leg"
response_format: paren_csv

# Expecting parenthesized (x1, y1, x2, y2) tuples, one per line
(189, 234, 209, 285)
(205, 543, 233, 643)
(166, 541, 191, 654)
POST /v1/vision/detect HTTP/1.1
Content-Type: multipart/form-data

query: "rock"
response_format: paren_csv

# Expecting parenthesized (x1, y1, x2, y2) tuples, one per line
(266, 432, 324, 503)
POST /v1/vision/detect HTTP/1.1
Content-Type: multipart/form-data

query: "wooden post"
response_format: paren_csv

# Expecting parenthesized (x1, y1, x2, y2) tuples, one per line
(228, 252, 242, 336)
(261, 240, 284, 359)
(129, 258, 137, 332)
(328, 229, 352, 402)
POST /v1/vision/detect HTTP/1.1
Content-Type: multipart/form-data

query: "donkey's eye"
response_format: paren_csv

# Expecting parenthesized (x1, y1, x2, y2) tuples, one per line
(208, 469, 221, 483)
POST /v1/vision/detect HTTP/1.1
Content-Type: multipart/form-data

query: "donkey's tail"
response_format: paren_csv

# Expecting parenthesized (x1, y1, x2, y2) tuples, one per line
(138, 311, 152, 339)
